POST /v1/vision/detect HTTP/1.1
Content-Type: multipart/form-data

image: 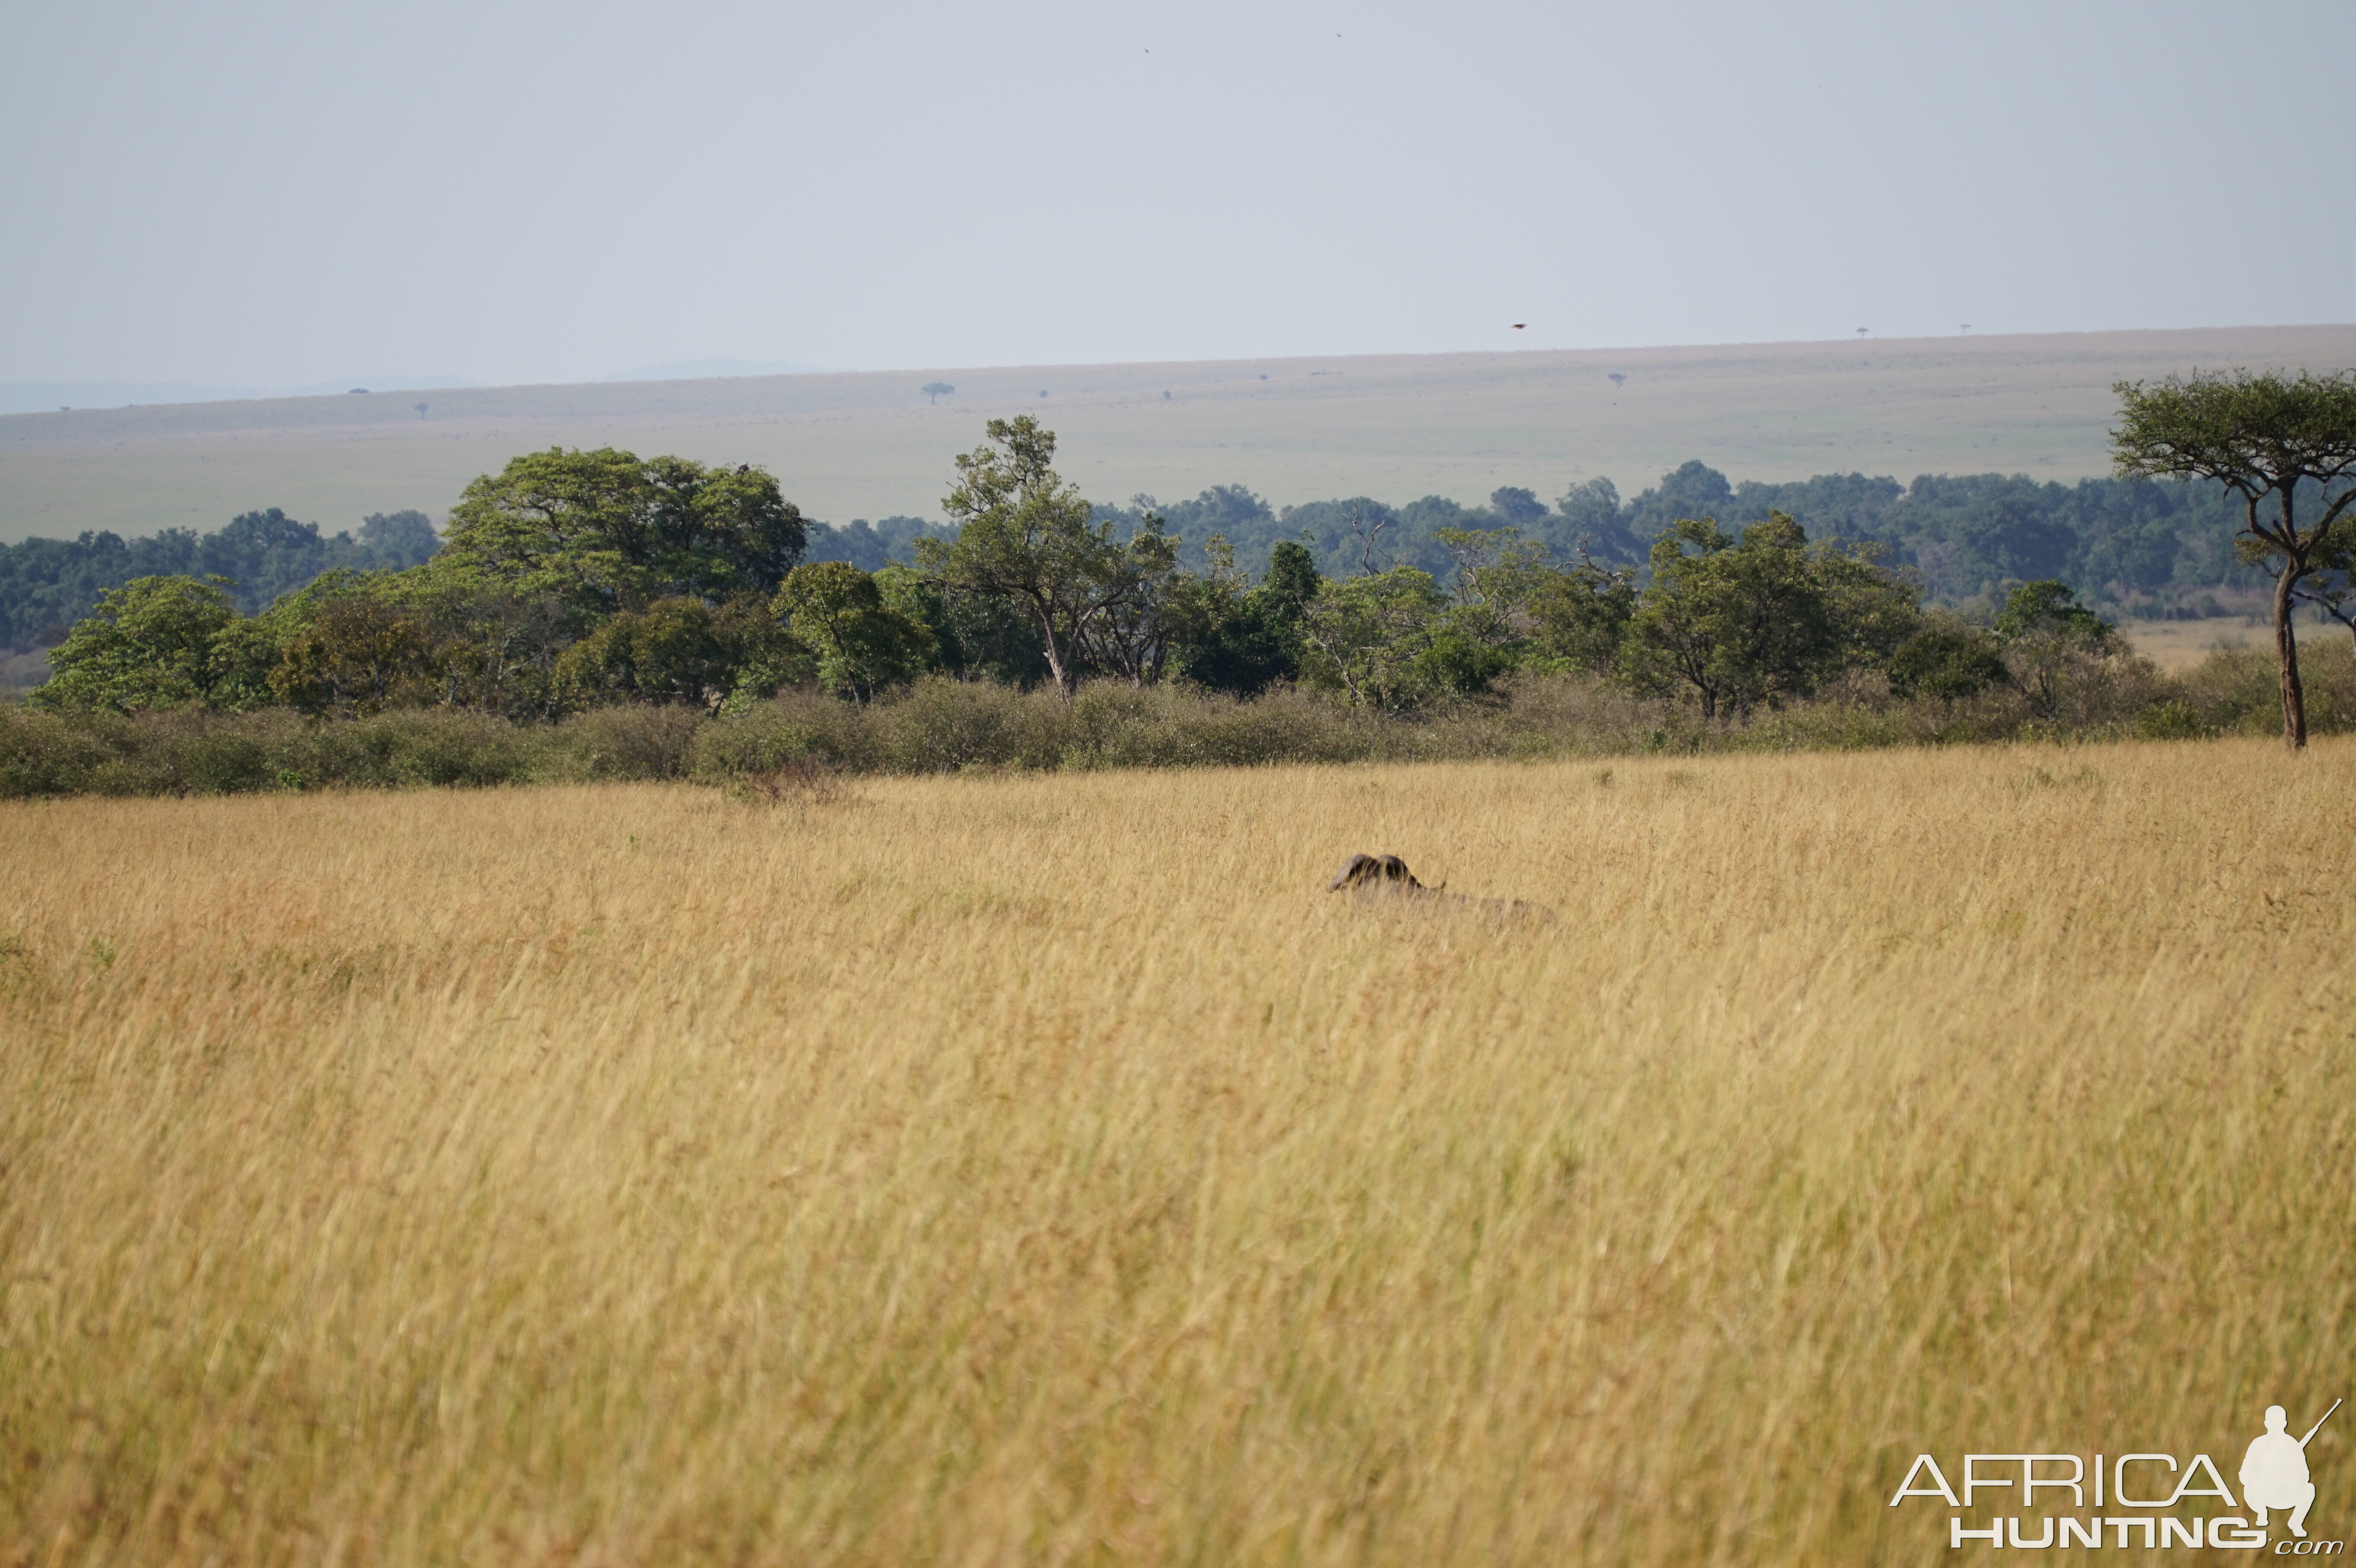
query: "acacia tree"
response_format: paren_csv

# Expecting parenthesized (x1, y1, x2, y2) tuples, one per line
(921, 417, 1169, 699)
(2112, 370, 2356, 749)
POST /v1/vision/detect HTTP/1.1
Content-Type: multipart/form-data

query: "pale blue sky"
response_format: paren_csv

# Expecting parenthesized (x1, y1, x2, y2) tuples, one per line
(3, 0, 2350, 389)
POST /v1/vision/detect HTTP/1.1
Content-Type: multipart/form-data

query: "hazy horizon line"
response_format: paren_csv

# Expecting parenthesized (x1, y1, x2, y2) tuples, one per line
(9, 321, 2352, 419)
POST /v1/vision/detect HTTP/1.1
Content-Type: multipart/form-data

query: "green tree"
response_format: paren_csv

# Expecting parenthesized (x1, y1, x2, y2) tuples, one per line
(1296, 566, 1447, 710)
(1620, 512, 1906, 722)
(1555, 476, 1638, 562)
(1812, 537, 1923, 672)
(871, 565, 946, 645)
(1487, 487, 1550, 528)
(1990, 579, 2116, 717)
(1261, 538, 1323, 612)
(440, 448, 807, 619)
(1076, 515, 1183, 686)
(554, 595, 808, 710)
(1525, 550, 1637, 673)
(921, 417, 1166, 699)
(1159, 535, 1254, 691)
(1433, 528, 1549, 648)
(31, 575, 272, 713)
(355, 509, 442, 566)
(267, 581, 443, 717)
(877, 563, 1051, 688)
(1418, 527, 1546, 695)
(1167, 537, 1319, 695)
(413, 572, 577, 719)
(2111, 369, 2356, 748)
(773, 563, 936, 702)
(1886, 617, 2009, 701)
(277, 558, 573, 721)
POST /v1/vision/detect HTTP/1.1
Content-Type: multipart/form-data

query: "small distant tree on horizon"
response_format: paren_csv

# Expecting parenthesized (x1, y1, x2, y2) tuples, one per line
(921, 382, 955, 405)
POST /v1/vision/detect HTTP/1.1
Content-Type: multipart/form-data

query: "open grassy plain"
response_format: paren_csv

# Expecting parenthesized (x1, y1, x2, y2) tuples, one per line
(2122, 619, 2272, 671)
(6, 325, 2355, 543)
(3, 740, 2351, 1565)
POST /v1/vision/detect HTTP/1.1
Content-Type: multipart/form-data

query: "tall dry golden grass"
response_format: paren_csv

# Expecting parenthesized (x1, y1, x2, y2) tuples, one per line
(3, 740, 2351, 1565)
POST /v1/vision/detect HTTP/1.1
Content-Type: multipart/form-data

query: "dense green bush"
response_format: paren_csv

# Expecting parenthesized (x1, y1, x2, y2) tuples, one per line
(2169, 644, 2356, 737)
(0, 704, 705, 797)
(550, 704, 709, 782)
(5, 644, 2350, 800)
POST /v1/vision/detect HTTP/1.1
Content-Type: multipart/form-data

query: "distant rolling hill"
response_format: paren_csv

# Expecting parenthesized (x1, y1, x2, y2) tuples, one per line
(3, 325, 2353, 545)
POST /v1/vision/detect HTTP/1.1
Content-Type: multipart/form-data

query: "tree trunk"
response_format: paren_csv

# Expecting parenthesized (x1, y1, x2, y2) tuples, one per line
(1026, 597, 1077, 701)
(1043, 640, 1076, 701)
(2272, 563, 2308, 751)
(1048, 633, 1083, 701)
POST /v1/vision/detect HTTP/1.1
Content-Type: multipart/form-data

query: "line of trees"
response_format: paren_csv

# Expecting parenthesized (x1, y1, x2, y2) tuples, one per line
(808, 462, 2275, 620)
(0, 446, 2302, 672)
(23, 420, 2147, 730)
(0, 509, 439, 652)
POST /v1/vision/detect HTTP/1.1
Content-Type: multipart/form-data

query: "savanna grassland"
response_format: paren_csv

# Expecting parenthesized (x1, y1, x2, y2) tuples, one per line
(3, 740, 2351, 1566)
(10, 324, 2356, 543)
(2121, 618, 2277, 672)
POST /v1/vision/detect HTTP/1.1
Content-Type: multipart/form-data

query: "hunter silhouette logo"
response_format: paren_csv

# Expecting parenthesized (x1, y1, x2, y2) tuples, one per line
(1888, 1396, 2342, 1552)
(2247, 1400, 2339, 1540)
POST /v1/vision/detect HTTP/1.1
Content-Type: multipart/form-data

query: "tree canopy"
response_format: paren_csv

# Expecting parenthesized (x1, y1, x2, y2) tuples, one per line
(2112, 368, 2356, 747)
(0, 509, 439, 654)
(32, 575, 272, 714)
(922, 416, 1175, 699)
(1618, 513, 1913, 722)
(17, 422, 2176, 740)
(774, 562, 934, 702)
(440, 448, 807, 616)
